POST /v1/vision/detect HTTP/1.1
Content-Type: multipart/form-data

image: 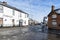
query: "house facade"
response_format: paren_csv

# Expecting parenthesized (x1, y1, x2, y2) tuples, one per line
(0, 1, 29, 27)
(48, 5, 60, 30)
(28, 18, 39, 25)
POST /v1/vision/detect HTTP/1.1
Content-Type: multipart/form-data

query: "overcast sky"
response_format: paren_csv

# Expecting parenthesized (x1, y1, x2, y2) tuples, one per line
(0, 0, 60, 22)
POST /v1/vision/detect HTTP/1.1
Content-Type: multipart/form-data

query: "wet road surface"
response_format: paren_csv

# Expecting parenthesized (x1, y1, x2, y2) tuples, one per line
(48, 29, 60, 40)
(0, 25, 60, 40)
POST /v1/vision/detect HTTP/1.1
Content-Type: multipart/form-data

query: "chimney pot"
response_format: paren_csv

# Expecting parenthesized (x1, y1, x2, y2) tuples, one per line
(2, 1, 7, 5)
(52, 5, 55, 11)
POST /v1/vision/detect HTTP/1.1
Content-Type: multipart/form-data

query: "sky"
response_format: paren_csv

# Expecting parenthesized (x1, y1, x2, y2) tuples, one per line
(0, 0, 60, 22)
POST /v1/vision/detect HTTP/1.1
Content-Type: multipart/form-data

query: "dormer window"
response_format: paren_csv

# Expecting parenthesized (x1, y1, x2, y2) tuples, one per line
(52, 15, 57, 18)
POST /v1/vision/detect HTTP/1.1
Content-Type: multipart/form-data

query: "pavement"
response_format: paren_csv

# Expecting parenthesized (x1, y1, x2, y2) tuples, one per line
(1, 25, 60, 40)
(0, 27, 21, 35)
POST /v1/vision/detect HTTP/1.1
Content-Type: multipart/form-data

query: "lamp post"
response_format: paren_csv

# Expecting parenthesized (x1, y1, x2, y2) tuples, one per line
(42, 16, 48, 33)
(43, 17, 47, 24)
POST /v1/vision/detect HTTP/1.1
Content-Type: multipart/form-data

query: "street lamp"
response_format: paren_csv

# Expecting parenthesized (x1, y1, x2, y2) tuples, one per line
(43, 17, 47, 24)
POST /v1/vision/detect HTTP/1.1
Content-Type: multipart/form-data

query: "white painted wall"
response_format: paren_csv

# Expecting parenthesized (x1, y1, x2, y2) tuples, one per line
(20, 13, 29, 26)
(2, 6, 13, 27)
(14, 10, 19, 26)
(0, 5, 3, 18)
(3, 16, 13, 27)
(0, 5, 29, 27)
(3, 6, 13, 17)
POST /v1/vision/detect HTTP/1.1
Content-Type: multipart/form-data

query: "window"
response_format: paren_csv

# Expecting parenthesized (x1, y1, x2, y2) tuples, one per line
(20, 13, 22, 17)
(52, 15, 57, 18)
(52, 21, 57, 26)
(27, 15, 28, 17)
(25, 14, 27, 18)
(5, 19, 7, 21)
(12, 19, 14, 22)
(0, 5, 3, 13)
(52, 20, 56, 21)
(25, 14, 26, 18)
(13, 10, 15, 15)
(24, 21, 26, 24)
(20, 19, 23, 22)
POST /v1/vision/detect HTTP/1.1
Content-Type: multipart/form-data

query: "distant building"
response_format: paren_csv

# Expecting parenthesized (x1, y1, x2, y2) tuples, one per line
(33, 20, 39, 25)
(28, 18, 34, 25)
(28, 18, 39, 25)
(48, 5, 60, 30)
(0, 1, 29, 27)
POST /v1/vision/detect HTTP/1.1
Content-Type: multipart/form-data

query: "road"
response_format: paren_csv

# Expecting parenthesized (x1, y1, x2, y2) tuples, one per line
(0, 25, 48, 40)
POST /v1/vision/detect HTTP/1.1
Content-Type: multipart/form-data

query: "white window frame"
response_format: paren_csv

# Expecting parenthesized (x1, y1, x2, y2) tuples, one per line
(52, 15, 57, 18)
(24, 20, 26, 24)
(52, 21, 57, 27)
(20, 13, 22, 17)
(13, 10, 15, 15)
(0, 5, 3, 13)
(52, 20, 56, 21)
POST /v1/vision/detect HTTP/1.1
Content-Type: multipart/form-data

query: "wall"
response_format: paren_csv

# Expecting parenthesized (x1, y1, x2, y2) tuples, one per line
(3, 6, 13, 27)
(56, 15, 60, 29)
(0, 5, 3, 18)
(20, 13, 29, 26)
(14, 10, 19, 26)
(0, 5, 29, 27)
(48, 13, 60, 29)
(3, 16, 13, 27)
(48, 16, 52, 28)
(3, 6, 13, 17)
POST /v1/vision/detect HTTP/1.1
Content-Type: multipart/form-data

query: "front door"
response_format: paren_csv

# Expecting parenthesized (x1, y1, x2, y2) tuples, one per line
(19, 22, 22, 27)
(0, 18, 3, 27)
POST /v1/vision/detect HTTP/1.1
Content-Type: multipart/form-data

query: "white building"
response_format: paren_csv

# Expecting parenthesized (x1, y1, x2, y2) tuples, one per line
(0, 1, 29, 27)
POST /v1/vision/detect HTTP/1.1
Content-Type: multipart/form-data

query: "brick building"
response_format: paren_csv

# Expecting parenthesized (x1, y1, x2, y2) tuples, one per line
(48, 5, 60, 30)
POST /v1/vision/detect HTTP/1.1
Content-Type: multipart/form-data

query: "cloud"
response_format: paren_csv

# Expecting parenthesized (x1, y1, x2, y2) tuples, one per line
(0, 0, 60, 22)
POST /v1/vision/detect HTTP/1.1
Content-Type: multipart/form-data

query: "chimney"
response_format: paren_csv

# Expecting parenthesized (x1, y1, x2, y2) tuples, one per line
(2, 1, 7, 5)
(51, 5, 55, 11)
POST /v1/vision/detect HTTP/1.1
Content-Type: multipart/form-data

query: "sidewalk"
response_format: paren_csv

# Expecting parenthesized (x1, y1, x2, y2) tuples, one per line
(0, 25, 48, 40)
(0, 27, 21, 35)
(0, 26, 29, 35)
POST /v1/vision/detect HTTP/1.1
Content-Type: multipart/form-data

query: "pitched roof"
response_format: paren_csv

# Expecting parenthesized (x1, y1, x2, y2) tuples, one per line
(54, 8, 60, 11)
(54, 8, 60, 14)
(48, 8, 60, 16)
(0, 1, 28, 15)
